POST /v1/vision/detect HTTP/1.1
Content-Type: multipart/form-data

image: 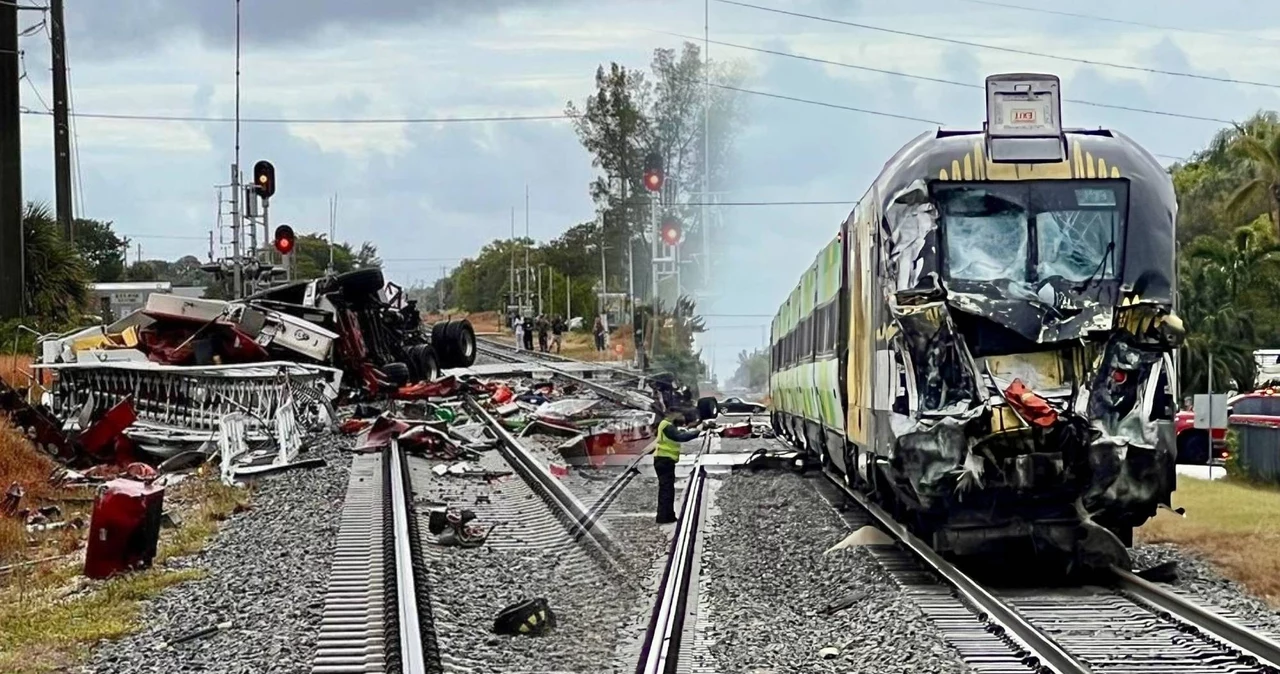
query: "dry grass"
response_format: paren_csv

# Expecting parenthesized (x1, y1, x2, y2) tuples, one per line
(0, 438, 250, 673)
(1138, 476, 1280, 606)
(0, 354, 33, 388)
(0, 419, 82, 567)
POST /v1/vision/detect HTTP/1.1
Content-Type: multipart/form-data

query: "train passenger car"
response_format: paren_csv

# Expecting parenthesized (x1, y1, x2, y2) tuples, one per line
(769, 73, 1185, 572)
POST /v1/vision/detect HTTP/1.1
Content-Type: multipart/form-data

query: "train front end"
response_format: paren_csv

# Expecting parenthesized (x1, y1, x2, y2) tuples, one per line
(875, 74, 1185, 572)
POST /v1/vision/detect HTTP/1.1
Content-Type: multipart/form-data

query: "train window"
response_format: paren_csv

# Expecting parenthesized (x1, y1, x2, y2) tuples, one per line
(936, 187, 1029, 282)
(1034, 181, 1128, 282)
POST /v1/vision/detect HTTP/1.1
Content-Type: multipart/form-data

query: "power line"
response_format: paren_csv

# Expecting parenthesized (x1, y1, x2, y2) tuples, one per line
(950, 0, 1280, 45)
(18, 109, 576, 124)
(684, 200, 853, 205)
(714, 0, 1280, 90)
(14, 83, 943, 127)
(657, 30, 1233, 125)
(712, 83, 943, 124)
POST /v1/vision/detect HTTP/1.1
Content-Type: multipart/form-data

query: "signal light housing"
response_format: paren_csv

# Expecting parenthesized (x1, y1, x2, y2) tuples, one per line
(642, 151, 664, 193)
(273, 224, 296, 255)
(253, 160, 276, 198)
(660, 216, 681, 246)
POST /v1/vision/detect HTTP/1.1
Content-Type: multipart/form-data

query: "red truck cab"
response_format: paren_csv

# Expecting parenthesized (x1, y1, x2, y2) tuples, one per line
(1174, 388, 1280, 464)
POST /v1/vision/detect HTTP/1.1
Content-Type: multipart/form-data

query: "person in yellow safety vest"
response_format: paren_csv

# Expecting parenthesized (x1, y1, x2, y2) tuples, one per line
(653, 409, 711, 524)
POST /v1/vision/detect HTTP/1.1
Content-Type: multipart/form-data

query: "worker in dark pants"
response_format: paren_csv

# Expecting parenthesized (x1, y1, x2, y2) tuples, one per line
(653, 410, 711, 524)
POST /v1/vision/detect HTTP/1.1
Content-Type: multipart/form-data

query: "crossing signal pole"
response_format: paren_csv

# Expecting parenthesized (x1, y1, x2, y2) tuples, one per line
(50, 0, 73, 241)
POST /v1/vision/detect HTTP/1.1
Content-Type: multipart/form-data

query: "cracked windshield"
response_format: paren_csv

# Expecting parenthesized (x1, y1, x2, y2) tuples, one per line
(2, 1, 1280, 673)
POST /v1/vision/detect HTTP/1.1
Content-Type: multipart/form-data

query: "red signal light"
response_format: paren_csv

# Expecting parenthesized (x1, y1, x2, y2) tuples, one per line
(644, 170, 663, 193)
(660, 217, 680, 246)
(273, 224, 295, 255)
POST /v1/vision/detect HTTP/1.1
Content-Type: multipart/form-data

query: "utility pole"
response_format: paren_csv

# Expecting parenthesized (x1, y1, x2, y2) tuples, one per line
(0, 0, 23, 319)
(509, 206, 515, 312)
(702, 0, 711, 290)
(231, 0, 243, 298)
(524, 184, 531, 316)
(49, 0, 72, 240)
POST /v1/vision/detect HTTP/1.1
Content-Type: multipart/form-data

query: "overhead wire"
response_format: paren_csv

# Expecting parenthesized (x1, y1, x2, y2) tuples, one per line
(948, 0, 1280, 45)
(656, 29, 1234, 125)
(713, 0, 1280, 90)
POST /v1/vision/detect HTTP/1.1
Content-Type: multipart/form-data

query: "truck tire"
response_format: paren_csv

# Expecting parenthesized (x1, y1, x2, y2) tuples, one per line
(381, 361, 410, 386)
(450, 320, 476, 367)
(333, 268, 385, 298)
(431, 322, 458, 368)
(417, 346, 440, 381)
(697, 396, 719, 421)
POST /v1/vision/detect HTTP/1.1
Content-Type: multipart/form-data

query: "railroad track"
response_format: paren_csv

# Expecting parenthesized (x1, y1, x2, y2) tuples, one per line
(814, 469, 1280, 674)
(474, 339, 655, 411)
(312, 392, 673, 674)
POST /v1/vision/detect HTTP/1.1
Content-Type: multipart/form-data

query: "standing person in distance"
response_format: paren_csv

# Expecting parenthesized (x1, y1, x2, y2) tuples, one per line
(513, 314, 524, 352)
(551, 315, 565, 353)
(522, 315, 535, 351)
(537, 314, 550, 353)
(652, 409, 712, 524)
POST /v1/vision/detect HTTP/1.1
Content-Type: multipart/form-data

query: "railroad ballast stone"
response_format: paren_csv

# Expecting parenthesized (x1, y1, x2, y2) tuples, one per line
(87, 436, 353, 674)
(697, 471, 971, 674)
(1132, 542, 1280, 638)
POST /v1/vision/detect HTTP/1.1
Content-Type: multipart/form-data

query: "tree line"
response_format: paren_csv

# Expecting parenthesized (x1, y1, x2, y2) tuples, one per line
(433, 41, 748, 319)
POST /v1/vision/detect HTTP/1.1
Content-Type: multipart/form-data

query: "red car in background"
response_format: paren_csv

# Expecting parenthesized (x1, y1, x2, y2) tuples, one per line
(1174, 389, 1280, 464)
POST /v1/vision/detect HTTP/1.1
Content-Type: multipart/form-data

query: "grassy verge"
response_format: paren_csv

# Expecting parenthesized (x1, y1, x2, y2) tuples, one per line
(0, 416, 250, 674)
(1138, 475, 1280, 607)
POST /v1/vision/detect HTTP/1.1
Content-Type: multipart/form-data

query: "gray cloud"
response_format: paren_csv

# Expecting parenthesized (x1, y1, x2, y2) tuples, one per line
(64, 0, 587, 57)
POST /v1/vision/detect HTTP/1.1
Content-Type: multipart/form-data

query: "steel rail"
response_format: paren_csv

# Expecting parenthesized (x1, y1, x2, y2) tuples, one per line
(1111, 566, 1280, 670)
(636, 465, 709, 674)
(821, 470, 1092, 674)
(388, 439, 427, 674)
(462, 396, 622, 564)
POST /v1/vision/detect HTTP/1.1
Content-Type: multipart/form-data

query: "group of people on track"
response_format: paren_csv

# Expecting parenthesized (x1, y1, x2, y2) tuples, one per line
(512, 313, 565, 353)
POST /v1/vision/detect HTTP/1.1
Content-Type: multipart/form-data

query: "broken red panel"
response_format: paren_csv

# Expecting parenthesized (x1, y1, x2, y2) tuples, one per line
(1002, 378, 1059, 428)
(84, 478, 165, 579)
(395, 376, 459, 400)
(491, 384, 514, 405)
(355, 416, 410, 452)
(78, 398, 138, 462)
(339, 418, 372, 435)
(0, 378, 80, 465)
(719, 423, 752, 438)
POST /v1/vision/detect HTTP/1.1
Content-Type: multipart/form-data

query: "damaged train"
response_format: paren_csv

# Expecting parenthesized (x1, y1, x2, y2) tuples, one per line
(769, 73, 1186, 572)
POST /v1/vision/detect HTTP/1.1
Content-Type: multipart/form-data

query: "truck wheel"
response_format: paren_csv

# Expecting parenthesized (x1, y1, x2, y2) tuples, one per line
(416, 347, 440, 381)
(381, 361, 410, 386)
(696, 396, 719, 421)
(432, 322, 460, 368)
(450, 320, 476, 367)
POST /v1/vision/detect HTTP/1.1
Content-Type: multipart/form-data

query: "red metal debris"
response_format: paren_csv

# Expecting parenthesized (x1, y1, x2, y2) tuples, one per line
(84, 478, 165, 579)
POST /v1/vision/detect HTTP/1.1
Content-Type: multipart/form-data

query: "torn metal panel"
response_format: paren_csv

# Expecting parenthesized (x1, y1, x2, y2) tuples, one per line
(35, 361, 342, 436)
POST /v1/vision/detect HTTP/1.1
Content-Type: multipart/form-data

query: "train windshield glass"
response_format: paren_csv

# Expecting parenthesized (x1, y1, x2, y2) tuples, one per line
(935, 180, 1128, 285)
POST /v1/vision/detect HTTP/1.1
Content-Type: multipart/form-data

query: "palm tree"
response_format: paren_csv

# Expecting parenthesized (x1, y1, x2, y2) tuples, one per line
(1226, 125, 1280, 237)
(23, 202, 89, 324)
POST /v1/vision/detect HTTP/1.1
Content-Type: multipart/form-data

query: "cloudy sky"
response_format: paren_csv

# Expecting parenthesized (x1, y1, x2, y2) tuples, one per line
(15, 0, 1280, 380)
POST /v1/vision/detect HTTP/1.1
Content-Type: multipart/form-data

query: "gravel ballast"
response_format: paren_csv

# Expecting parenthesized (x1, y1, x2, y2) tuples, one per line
(696, 471, 970, 674)
(1132, 542, 1280, 637)
(88, 436, 353, 674)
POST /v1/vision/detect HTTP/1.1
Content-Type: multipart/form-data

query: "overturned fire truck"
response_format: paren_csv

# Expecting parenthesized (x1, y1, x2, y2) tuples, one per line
(23, 268, 474, 466)
(769, 73, 1185, 572)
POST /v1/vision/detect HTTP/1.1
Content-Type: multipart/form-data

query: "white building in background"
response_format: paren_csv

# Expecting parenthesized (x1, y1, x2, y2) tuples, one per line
(88, 282, 207, 322)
